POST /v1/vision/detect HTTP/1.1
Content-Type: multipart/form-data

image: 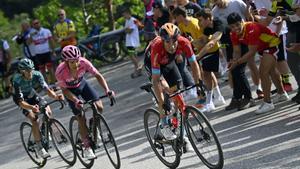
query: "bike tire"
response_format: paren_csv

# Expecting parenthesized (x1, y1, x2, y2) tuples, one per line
(69, 116, 94, 168)
(184, 106, 224, 169)
(100, 36, 124, 63)
(50, 118, 76, 166)
(144, 108, 181, 169)
(20, 122, 47, 167)
(95, 114, 121, 169)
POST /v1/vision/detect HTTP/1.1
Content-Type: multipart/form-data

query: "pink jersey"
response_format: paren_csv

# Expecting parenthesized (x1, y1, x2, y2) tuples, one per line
(55, 57, 98, 88)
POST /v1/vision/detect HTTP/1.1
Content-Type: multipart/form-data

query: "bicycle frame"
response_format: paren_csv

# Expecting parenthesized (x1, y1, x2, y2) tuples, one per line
(39, 100, 65, 148)
(80, 94, 115, 149)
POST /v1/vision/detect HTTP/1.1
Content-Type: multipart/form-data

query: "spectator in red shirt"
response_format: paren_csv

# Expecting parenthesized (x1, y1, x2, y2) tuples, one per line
(227, 12, 289, 114)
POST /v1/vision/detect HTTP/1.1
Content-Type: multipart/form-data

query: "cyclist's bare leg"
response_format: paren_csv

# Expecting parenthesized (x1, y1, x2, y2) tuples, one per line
(95, 100, 103, 113)
(27, 111, 41, 142)
(45, 106, 53, 118)
(270, 64, 285, 94)
(76, 115, 89, 141)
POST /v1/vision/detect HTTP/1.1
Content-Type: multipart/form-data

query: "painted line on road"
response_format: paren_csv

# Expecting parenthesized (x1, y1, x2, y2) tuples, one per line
(0, 106, 18, 116)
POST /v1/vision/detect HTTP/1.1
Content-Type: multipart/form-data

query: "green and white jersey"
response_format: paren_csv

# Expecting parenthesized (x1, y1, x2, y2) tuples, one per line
(12, 70, 49, 100)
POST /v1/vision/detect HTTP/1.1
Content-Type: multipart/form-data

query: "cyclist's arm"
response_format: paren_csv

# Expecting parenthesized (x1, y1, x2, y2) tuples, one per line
(152, 74, 164, 112)
(189, 58, 201, 84)
(46, 87, 60, 100)
(18, 100, 38, 111)
(61, 88, 78, 103)
(95, 72, 110, 94)
(12, 83, 37, 111)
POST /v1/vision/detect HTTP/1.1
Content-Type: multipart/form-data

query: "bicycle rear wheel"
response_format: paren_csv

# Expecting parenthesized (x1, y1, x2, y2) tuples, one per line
(184, 106, 224, 169)
(69, 116, 94, 168)
(20, 122, 47, 167)
(144, 108, 181, 169)
(50, 118, 76, 166)
(95, 114, 121, 169)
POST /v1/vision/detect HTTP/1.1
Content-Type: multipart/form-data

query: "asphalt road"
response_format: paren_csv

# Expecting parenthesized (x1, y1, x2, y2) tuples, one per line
(0, 60, 300, 169)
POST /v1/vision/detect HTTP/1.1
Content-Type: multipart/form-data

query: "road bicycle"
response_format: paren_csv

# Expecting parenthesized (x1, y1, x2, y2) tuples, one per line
(20, 99, 76, 167)
(78, 28, 126, 64)
(69, 93, 120, 169)
(141, 82, 224, 169)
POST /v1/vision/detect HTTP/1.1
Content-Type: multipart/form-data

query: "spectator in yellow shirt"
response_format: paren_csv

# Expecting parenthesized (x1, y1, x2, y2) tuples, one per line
(53, 9, 77, 48)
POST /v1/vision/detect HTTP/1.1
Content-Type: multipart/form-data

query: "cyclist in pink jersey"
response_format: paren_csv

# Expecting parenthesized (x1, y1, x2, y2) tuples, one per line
(55, 45, 115, 160)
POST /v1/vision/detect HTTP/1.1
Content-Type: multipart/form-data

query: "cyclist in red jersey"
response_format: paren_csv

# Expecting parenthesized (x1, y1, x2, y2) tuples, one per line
(227, 12, 289, 114)
(151, 23, 202, 140)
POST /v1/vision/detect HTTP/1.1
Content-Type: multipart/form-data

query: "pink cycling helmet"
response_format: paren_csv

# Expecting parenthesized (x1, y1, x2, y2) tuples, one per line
(61, 45, 81, 61)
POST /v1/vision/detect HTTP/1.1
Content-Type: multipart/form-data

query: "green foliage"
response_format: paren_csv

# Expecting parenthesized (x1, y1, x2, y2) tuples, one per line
(0, 11, 30, 58)
(0, 0, 146, 60)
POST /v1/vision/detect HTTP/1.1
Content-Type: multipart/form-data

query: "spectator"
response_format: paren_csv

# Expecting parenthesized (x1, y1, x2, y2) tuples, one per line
(142, 0, 157, 42)
(27, 19, 57, 86)
(153, 2, 171, 29)
(212, 0, 255, 111)
(286, 1, 300, 103)
(122, 9, 143, 78)
(53, 9, 77, 48)
(16, 21, 36, 64)
(0, 39, 12, 98)
(253, 0, 294, 93)
(177, 0, 202, 17)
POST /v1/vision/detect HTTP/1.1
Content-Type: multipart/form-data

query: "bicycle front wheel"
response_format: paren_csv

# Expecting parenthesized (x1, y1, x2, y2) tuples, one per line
(184, 106, 224, 169)
(20, 122, 47, 167)
(95, 114, 121, 169)
(50, 118, 76, 166)
(144, 108, 181, 169)
(69, 116, 94, 168)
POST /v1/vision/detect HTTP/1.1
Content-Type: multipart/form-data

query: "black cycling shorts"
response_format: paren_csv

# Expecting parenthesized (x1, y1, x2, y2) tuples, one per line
(161, 61, 182, 88)
(66, 79, 100, 116)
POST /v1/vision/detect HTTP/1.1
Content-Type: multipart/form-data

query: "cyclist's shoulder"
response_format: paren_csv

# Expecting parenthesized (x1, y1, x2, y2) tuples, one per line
(177, 36, 190, 44)
(55, 62, 68, 75)
(32, 70, 43, 77)
(12, 73, 22, 83)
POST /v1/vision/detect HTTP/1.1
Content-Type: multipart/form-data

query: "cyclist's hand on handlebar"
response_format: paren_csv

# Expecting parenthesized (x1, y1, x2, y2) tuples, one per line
(32, 105, 40, 113)
(55, 94, 64, 101)
(107, 90, 116, 106)
(75, 99, 84, 110)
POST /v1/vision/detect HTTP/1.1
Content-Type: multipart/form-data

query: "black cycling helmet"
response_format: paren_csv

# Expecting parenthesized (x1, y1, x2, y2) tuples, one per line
(18, 58, 35, 70)
(159, 23, 180, 42)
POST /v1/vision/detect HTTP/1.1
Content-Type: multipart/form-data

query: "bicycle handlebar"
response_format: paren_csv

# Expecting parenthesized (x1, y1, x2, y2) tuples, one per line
(83, 91, 116, 107)
(169, 82, 205, 98)
(41, 99, 65, 110)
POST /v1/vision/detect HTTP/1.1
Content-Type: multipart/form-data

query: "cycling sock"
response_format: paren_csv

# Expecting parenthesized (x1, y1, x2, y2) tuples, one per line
(83, 137, 91, 148)
(256, 84, 262, 91)
(161, 116, 169, 126)
(213, 86, 221, 98)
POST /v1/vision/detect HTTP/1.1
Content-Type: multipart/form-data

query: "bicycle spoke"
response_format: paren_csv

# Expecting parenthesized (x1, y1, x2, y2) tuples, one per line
(20, 122, 47, 167)
(185, 106, 224, 169)
(144, 108, 181, 168)
(50, 119, 76, 165)
(69, 116, 94, 168)
(97, 114, 121, 169)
